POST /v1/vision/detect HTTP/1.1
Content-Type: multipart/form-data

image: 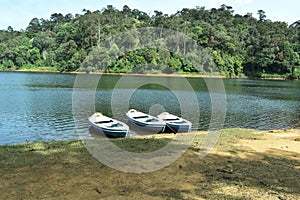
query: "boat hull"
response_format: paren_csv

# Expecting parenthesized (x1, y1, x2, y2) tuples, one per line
(157, 112, 192, 133)
(126, 109, 166, 134)
(127, 118, 165, 133)
(164, 123, 191, 133)
(89, 123, 128, 138)
(88, 113, 129, 138)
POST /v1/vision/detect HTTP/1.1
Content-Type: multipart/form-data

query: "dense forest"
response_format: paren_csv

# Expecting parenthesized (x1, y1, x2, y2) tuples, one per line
(0, 5, 299, 78)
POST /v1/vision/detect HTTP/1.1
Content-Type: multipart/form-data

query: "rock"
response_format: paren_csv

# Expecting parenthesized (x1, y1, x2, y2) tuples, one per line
(217, 168, 233, 174)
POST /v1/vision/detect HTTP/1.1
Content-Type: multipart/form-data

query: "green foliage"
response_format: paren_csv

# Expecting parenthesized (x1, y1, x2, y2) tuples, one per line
(0, 5, 299, 78)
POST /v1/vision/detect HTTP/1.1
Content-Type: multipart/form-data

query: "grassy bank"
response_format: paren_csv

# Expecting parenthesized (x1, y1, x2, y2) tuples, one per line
(0, 129, 299, 199)
(0, 68, 231, 78)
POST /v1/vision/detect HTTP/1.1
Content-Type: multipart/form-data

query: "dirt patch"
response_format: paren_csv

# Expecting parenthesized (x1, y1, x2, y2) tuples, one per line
(237, 130, 300, 156)
(0, 129, 299, 199)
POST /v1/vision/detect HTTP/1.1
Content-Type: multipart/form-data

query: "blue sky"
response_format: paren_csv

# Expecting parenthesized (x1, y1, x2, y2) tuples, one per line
(0, 0, 299, 30)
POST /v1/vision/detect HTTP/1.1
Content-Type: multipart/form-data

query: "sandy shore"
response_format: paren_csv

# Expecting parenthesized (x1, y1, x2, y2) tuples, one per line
(0, 129, 299, 199)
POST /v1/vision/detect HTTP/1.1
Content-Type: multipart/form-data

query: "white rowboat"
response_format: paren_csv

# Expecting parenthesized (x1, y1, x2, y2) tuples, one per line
(157, 112, 192, 133)
(126, 109, 166, 133)
(88, 113, 129, 138)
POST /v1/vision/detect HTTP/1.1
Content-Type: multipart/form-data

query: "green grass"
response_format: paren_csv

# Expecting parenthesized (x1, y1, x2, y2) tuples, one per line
(191, 128, 260, 152)
(111, 137, 172, 153)
(260, 73, 287, 79)
(0, 129, 299, 200)
(18, 65, 58, 71)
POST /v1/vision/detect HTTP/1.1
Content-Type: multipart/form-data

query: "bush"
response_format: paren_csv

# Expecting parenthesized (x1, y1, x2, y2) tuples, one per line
(287, 68, 300, 79)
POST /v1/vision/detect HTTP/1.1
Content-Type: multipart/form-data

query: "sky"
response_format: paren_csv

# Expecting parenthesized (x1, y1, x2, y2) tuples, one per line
(0, 0, 299, 30)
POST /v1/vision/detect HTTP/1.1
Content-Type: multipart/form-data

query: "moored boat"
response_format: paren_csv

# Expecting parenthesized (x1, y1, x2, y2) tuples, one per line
(157, 112, 192, 133)
(126, 109, 166, 133)
(88, 113, 129, 138)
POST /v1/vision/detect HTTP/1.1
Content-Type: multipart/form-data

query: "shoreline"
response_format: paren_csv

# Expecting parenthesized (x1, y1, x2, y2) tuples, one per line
(0, 69, 235, 79)
(1, 128, 299, 147)
(0, 69, 294, 80)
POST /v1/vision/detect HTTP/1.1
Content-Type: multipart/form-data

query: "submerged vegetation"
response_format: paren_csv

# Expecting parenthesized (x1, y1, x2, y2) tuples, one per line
(0, 5, 299, 78)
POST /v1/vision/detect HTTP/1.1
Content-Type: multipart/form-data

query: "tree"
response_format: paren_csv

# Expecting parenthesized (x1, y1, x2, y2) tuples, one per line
(0, 4, 298, 78)
(26, 18, 42, 37)
(257, 10, 266, 22)
(7, 26, 14, 32)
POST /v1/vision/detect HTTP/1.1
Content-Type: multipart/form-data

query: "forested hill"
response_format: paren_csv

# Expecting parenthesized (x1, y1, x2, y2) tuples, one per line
(0, 5, 299, 78)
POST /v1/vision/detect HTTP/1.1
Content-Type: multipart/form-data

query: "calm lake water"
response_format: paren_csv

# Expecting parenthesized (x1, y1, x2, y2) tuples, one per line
(0, 72, 299, 145)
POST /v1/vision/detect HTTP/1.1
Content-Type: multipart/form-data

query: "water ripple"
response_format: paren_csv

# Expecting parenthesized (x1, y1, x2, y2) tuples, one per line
(0, 72, 299, 145)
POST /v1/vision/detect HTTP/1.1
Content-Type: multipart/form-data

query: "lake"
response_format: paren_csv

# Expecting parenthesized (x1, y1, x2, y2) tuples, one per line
(0, 72, 299, 145)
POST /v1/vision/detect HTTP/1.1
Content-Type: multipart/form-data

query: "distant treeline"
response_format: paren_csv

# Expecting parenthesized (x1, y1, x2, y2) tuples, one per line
(0, 5, 299, 78)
